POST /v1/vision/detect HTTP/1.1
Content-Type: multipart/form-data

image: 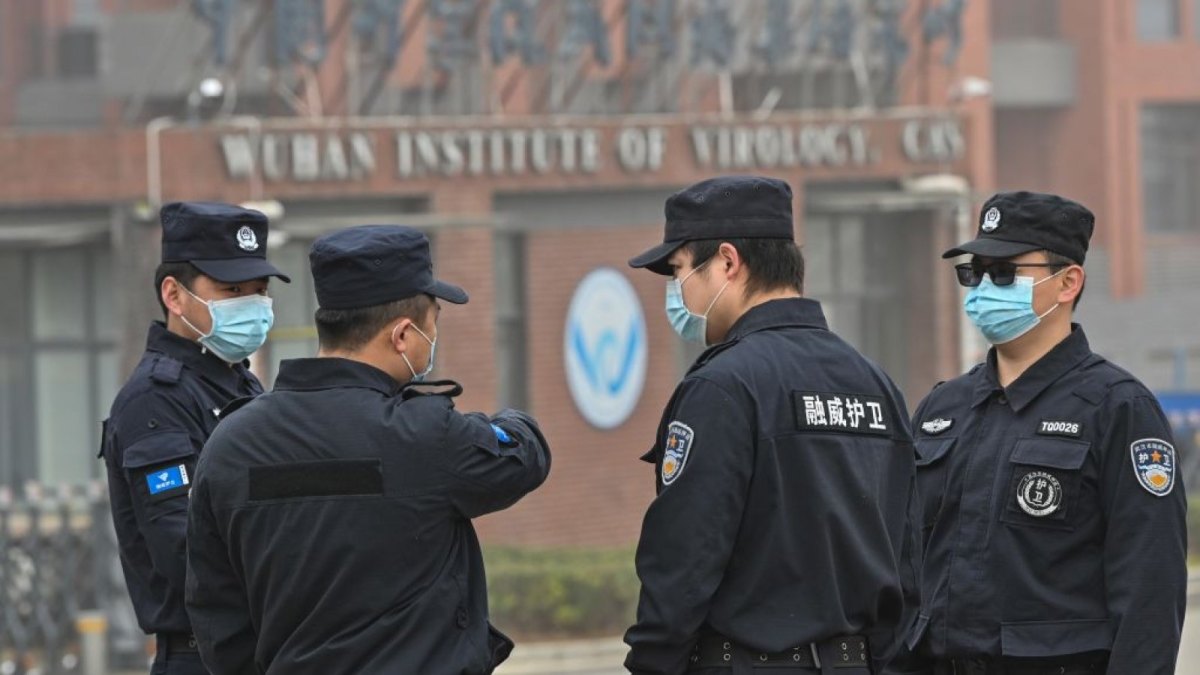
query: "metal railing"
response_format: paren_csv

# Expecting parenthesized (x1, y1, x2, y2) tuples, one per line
(0, 483, 143, 675)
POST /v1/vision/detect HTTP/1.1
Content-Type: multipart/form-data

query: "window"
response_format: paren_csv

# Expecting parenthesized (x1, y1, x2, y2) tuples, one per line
(494, 232, 528, 409)
(992, 0, 1060, 40)
(1137, 0, 1180, 41)
(262, 240, 319, 385)
(1141, 105, 1200, 234)
(0, 244, 117, 486)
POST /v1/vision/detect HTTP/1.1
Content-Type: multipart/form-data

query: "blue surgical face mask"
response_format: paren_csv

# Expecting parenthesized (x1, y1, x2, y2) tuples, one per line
(398, 323, 437, 382)
(665, 262, 729, 345)
(964, 270, 1064, 345)
(181, 288, 274, 363)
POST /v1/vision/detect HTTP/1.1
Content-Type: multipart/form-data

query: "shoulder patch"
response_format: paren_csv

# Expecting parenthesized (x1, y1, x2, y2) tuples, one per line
(661, 422, 694, 486)
(921, 418, 953, 435)
(1130, 438, 1176, 497)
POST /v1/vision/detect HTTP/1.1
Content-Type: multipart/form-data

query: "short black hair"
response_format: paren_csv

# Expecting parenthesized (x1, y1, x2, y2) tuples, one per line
(682, 238, 805, 296)
(1043, 251, 1085, 309)
(315, 294, 434, 352)
(153, 262, 202, 318)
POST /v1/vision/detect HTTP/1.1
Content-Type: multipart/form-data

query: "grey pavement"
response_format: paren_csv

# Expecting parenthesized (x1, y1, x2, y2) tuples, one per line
(498, 572, 1200, 675)
(109, 573, 1200, 675)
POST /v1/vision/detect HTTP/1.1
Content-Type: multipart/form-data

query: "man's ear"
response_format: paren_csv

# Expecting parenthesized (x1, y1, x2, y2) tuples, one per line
(1058, 265, 1085, 306)
(161, 277, 185, 317)
(717, 242, 742, 280)
(389, 318, 414, 354)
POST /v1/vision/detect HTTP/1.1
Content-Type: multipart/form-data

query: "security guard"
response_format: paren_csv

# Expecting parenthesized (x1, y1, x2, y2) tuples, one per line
(101, 202, 289, 675)
(908, 192, 1187, 674)
(625, 176, 922, 675)
(185, 225, 552, 675)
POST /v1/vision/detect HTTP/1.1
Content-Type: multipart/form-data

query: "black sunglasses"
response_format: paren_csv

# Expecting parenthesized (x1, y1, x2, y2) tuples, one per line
(954, 262, 1066, 287)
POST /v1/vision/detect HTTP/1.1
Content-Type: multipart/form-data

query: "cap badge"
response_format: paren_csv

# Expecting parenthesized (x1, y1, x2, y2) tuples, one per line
(981, 207, 1001, 233)
(236, 225, 259, 252)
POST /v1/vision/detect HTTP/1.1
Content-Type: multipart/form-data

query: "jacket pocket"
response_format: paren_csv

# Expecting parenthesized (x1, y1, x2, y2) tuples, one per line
(1000, 618, 1111, 658)
(915, 438, 954, 467)
(1001, 438, 1090, 530)
(915, 438, 956, 529)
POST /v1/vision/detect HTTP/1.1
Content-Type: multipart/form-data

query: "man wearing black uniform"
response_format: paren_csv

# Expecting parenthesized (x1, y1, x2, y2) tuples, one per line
(908, 192, 1187, 674)
(185, 225, 551, 675)
(624, 175, 922, 675)
(101, 202, 289, 675)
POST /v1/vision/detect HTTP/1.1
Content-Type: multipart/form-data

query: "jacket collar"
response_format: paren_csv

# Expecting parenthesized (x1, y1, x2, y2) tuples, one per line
(723, 297, 829, 342)
(273, 357, 400, 396)
(145, 321, 251, 387)
(970, 324, 1094, 412)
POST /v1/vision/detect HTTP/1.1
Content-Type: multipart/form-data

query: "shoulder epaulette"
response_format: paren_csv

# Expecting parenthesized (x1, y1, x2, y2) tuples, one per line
(687, 339, 740, 375)
(149, 356, 183, 385)
(217, 396, 255, 421)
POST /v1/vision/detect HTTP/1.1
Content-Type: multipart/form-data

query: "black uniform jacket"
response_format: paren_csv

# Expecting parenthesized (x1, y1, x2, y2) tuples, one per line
(910, 326, 1187, 674)
(624, 298, 922, 675)
(184, 357, 551, 675)
(101, 321, 263, 634)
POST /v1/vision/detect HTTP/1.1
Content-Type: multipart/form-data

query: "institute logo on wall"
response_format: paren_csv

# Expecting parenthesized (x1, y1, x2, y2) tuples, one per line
(564, 268, 648, 430)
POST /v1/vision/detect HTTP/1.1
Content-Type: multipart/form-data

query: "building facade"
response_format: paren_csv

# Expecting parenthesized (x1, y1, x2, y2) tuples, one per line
(0, 0, 1193, 547)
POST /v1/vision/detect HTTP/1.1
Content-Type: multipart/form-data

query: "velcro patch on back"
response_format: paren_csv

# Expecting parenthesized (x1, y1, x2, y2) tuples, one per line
(793, 391, 891, 437)
(249, 459, 384, 501)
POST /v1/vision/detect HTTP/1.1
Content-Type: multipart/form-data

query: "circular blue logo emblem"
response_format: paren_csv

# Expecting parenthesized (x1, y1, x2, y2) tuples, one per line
(564, 268, 647, 430)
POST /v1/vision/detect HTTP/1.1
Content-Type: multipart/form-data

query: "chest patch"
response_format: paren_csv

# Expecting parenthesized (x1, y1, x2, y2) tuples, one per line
(1037, 420, 1082, 438)
(661, 421, 694, 486)
(921, 418, 953, 435)
(145, 464, 190, 501)
(1130, 438, 1176, 497)
(793, 392, 891, 436)
(1016, 471, 1062, 517)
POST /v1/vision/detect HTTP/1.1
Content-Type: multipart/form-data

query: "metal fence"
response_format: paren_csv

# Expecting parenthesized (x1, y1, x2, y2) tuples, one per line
(0, 483, 143, 675)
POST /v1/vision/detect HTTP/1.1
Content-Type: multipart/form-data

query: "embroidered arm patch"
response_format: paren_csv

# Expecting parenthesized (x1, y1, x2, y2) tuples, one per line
(1131, 438, 1176, 497)
(144, 464, 191, 502)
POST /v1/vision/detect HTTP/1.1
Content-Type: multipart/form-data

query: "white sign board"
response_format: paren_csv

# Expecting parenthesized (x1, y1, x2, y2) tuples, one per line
(564, 268, 648, 430)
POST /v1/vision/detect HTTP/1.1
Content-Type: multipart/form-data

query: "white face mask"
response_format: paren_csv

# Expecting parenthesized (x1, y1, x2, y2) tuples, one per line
(179, 286, 274, 363)
(396, 323, 437, 382)
(964, 269, 1066, 345)
(665, 261, 730, 345)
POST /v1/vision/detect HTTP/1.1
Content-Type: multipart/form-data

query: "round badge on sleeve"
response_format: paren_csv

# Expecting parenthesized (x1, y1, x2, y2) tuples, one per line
(1016, 471, 1062, 517)
(1130, 438, 1176, 497)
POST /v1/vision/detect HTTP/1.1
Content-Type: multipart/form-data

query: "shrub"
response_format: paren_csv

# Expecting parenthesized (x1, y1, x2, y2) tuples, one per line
(485, 546, 639, 639)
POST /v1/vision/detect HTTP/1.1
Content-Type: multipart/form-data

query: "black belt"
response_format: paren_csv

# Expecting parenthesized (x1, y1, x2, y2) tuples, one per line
(691, 634, 869, 670)
(934, 656, 1106, 675)
(157, 633, 199, 654)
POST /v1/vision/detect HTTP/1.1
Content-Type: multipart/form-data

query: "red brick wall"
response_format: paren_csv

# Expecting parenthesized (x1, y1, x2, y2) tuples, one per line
(473, 222, 673, 548)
